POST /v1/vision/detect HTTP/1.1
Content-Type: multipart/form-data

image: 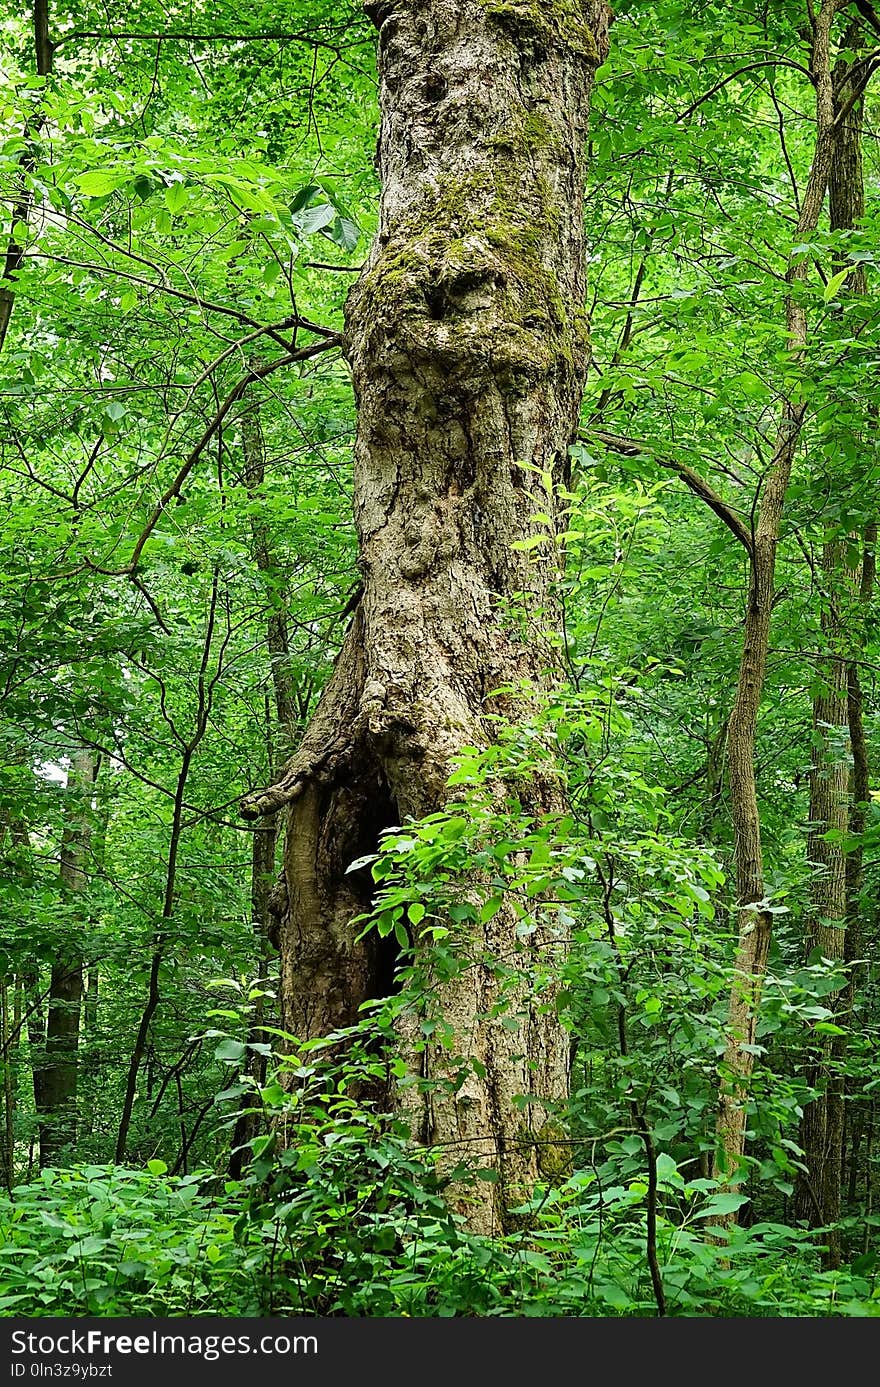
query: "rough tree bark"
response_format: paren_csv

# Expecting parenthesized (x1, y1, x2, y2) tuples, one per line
(715, 0, 839, 1179)
(242, 0, 611, 1231)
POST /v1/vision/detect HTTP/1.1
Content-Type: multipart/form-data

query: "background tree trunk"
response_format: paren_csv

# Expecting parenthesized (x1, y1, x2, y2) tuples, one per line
(243, 0, 611, 1232)
(793, 541, 850, 1260)
(1, 981, 14, 1189)
(38, 747, 97, 1167)
(714, 0, 838, 1183)
(794, 45, 869, 1259)
(229, 379, 294, 1179)
(0, 812, 31, 1186)
(0, 0, 53, 352)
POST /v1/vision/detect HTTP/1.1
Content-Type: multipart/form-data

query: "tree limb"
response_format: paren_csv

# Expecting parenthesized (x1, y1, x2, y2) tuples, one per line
(52, 30, 362, 52)
(582, 429, 754, 555)
(91, 338, 340, 577)
(23, 251, 336, 349)
(240, 741, 351, 819)
(832, 53, 880, 127)
(675, 58, 815, 124)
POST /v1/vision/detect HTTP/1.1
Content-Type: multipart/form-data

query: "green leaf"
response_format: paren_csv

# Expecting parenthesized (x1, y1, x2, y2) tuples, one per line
(597, 1282, 634, 1310)
(290, 184, 323, 213)
(655, 1152, 681, 1183)
(324, 216, 360, 252)
(146, 1159, 168, 1177)
(294, 203, 336, 235)
(694, 1191, 749, 1218)
(164, 183, 189, 215)
(259, 1082, 286, 1105)
(69, 1236, 106, 1256)
(345, 853, 378, 875)
(823, 267, 850, 302)
(75, 170, 130, 197)
(132, 175, 154, 201)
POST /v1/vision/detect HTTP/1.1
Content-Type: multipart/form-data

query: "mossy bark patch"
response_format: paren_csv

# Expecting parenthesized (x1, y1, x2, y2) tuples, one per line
(482, 0, 605, 62)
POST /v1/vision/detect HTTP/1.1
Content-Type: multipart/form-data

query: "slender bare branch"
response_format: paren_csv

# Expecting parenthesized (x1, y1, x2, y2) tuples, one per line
(582, 428, 754, 554)
(675, 58, 814, 124)
(88, 338, 340, 577)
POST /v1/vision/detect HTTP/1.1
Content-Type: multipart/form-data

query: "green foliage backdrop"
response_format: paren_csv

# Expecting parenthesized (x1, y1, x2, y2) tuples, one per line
(1, 0, 879, 1316)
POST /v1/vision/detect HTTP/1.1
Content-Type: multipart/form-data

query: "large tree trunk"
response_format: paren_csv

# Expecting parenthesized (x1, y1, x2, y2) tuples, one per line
(242, 0, 611, 1231)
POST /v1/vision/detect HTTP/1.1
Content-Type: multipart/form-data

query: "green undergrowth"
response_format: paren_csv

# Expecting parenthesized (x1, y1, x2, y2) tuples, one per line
(0, 1166, 260, 1316)
(2, 1160, 878, 1317)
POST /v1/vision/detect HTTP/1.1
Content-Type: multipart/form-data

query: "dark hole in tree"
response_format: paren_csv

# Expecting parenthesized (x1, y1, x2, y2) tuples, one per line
(343, 773, 405, 1000)
(425, 283, 446, 321)
(423, 72, 448, 103)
